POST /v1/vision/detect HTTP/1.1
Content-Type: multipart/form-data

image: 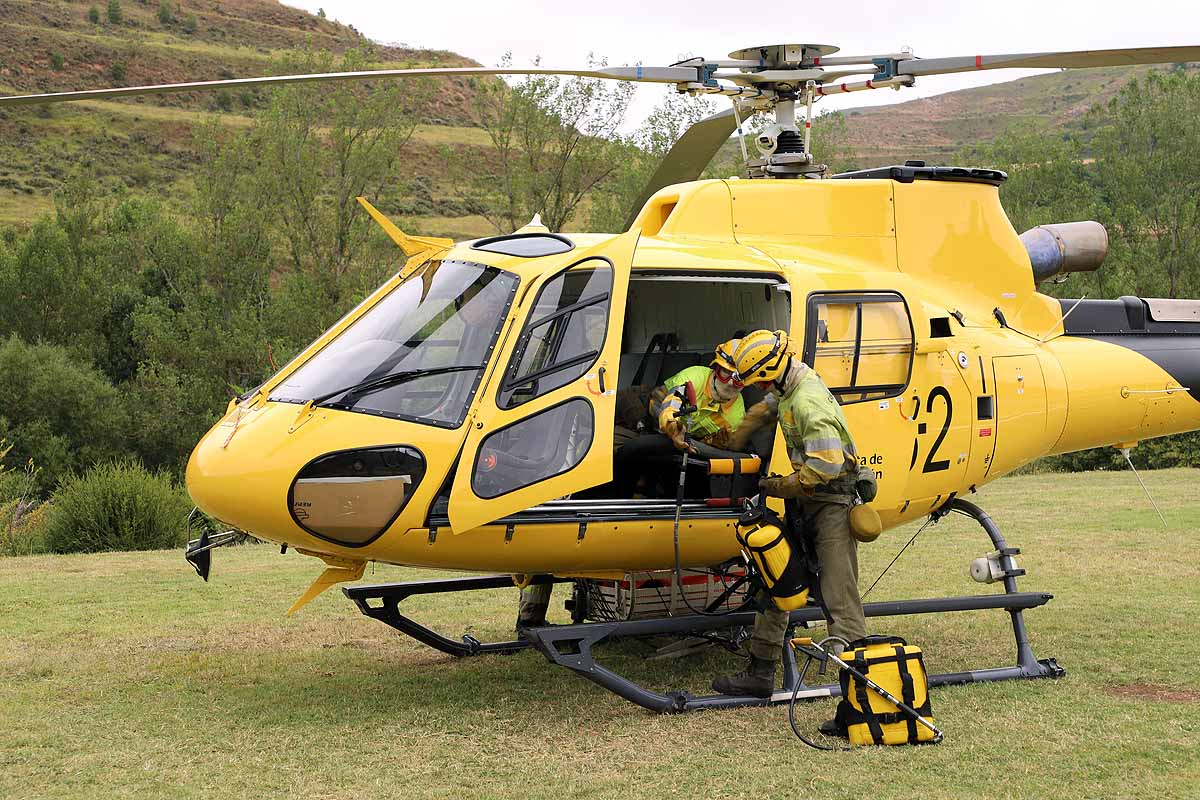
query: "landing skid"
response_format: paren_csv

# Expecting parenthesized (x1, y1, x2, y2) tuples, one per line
(344, 499, 1063, 711)
(344, 573, 572, 657)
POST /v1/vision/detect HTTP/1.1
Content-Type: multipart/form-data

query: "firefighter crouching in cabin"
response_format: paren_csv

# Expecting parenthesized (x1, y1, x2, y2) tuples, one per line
(712, 330, 868, 717)
(517, 339, 754, 628)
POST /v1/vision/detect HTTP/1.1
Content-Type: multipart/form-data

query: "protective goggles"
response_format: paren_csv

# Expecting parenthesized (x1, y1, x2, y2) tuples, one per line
(713, 366, 744, 388)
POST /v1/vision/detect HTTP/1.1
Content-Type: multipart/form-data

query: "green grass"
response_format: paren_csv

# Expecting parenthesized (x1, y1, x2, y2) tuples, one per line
(1, 469, 1198, 798)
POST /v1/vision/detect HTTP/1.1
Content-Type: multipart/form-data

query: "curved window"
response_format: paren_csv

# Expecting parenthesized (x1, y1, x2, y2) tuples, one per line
(472, 399, 594, 499)
(803, 293, 914, 404)
(270, 260, 518, 427)
(288, 446, 425, 547)
(498, 261, 612, 408)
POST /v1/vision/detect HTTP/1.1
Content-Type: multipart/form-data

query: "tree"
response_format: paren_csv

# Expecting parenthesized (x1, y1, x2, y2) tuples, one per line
(587, 89, 715, 233)
(1089, 70, 1200, 299)
(466, 56, 634, 232)
(106, 0, 122, 25)
(0, 336, 126, 493)
(247, 48, 422, 311)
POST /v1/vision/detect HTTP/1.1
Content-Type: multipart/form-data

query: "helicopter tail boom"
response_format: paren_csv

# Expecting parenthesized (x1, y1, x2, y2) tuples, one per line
(1046, 296, 1200, 455)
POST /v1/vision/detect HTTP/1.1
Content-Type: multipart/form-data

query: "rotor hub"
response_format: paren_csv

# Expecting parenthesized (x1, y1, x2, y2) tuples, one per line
(727, 43, 839, 67)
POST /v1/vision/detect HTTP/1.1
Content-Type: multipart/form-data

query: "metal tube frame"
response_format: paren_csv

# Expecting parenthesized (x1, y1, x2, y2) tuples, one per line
(344, 498, 1063, 711)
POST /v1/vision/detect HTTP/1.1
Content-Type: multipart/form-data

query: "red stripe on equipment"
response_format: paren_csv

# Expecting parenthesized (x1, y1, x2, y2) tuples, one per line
(866, 79, 874, 89)
(841, 83, 848, 92)
(814, 56, 821, 66)
(975, 55, 983, 69)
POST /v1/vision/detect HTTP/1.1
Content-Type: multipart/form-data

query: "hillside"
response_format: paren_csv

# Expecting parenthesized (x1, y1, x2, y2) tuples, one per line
(0, 0, 495, 236)
(839, 62, 1199, 166)
(0, 2, 1191, 232)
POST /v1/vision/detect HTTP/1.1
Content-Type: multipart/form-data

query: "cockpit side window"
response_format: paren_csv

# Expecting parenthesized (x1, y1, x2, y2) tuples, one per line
(497, 260, 612, 409)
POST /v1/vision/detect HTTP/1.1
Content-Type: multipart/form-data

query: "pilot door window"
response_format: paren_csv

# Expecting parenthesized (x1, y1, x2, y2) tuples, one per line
(805, 293, 914, 403)
(498, 260, 612, 409)
(472, 398, 595, 499)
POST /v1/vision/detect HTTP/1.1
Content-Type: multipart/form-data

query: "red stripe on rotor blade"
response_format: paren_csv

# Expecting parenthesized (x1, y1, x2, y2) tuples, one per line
(975, 55, 983, 69)
(814, 56, 821, 66)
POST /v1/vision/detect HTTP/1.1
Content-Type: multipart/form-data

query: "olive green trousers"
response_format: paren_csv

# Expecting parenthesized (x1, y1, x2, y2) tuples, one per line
(747, 498, 867, 661)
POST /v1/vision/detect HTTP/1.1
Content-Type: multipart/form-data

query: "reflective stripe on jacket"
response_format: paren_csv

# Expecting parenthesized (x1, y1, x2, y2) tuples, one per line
(648, 365, 745, 442)
(778, 368, 858, 487)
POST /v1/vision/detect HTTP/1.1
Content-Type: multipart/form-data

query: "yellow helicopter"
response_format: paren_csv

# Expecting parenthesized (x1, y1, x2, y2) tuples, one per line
(6, 42, 1199, 711)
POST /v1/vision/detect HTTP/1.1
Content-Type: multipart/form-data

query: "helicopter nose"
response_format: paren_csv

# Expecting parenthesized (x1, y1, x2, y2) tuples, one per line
(185, 404, 296, 540)
(186, 402, 435, 549)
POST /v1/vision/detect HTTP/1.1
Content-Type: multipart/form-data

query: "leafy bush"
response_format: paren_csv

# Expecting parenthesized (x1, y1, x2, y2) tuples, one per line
(0, 499, 49, 556)
(87, 5, 100, 24)
(50, 52, 64, 70)
(106, 0, 122, 25)
(110, 62, 126, 83)
(1039, 432, 1200, 472)
(0, 441, 48, 556)
(0, 336, 126, 493)
(42, 461, 192, 554)
(157, 1, 174, 25)
(182, 12, 197, 34)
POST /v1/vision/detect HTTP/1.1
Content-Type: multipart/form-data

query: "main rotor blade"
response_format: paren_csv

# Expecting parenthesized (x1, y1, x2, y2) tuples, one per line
(899, 45, 1200, 77)
(622, 105, 740, 231)
(0, 65, 700, 108)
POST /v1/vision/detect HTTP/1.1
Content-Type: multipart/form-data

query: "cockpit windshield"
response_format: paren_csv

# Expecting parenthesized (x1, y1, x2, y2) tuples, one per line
(270, 259, 519, 427)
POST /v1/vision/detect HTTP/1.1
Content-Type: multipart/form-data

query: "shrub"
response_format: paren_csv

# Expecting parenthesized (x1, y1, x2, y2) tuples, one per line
(87, 5, 100, 24)
(182, 12, 197, 34)
(106, 0, 122, 25)
(110, 61, 126, 83)
(0, 336, 126, 493)
(42, 461, 192, 554)
(157, 1, 174, 25)
(0, 499, 49, 556)
(50, 52, 64, 70)
(0, 441, 48, 556)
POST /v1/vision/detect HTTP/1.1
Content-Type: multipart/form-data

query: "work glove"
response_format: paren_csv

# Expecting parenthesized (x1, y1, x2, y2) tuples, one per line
(759, 472, 811, 499)
(658, 410, 692, 452)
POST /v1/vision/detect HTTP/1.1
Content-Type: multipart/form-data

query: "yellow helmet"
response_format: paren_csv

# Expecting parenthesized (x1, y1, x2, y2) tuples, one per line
(731, 329, 791, 385)
(711, 338, 740, 373)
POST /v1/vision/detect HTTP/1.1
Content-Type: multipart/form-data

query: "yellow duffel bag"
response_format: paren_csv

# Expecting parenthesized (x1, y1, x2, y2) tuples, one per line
(836, 635, 937, 746)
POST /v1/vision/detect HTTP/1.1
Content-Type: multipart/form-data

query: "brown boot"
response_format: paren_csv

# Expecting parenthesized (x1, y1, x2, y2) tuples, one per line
(712, 655, 777, 698)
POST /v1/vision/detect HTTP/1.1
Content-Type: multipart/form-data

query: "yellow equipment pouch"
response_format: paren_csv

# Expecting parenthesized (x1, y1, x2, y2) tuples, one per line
(836, 635, 936, 746)
(735, 506, 811, 612)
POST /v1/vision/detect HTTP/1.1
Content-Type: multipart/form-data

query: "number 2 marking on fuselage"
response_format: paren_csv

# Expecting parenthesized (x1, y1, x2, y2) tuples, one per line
(908, 386, 953, 473)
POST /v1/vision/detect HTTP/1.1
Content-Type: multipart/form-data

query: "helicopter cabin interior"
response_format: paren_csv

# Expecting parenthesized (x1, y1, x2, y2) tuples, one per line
(468, 256, 916, 519)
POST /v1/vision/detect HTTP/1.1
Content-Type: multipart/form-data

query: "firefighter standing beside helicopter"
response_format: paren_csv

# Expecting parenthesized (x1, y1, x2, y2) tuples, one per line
(712, 329, 869, 709)
(518, 339, 751, 628)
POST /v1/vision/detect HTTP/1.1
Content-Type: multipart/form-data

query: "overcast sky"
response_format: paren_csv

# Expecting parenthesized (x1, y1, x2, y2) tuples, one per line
(282, 1, 1200, 128)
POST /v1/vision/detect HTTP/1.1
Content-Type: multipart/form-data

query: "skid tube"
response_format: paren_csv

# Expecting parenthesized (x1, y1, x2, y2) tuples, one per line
(345, 499, 1063, 711)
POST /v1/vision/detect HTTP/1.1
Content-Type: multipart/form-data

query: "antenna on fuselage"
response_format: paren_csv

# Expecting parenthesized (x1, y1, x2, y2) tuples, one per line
(1117, 446, 1168, 529)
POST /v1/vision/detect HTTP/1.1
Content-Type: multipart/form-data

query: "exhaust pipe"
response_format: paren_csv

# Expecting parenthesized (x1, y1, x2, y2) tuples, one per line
(1020, 221, 1109, 283)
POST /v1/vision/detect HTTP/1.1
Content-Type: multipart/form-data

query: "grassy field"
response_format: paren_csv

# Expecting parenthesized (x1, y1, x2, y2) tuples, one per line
(1, 469, 1197, 799)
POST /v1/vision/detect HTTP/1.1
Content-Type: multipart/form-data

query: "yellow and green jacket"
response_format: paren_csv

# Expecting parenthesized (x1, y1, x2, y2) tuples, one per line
(649, 365, 745, 446)
(778, 367, 858, 487)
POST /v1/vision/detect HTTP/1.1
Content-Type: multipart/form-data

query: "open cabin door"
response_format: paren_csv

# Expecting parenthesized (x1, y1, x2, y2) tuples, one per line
(448, 231, 637, 533)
